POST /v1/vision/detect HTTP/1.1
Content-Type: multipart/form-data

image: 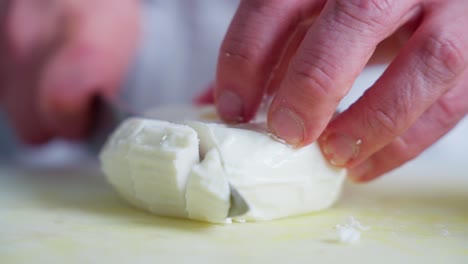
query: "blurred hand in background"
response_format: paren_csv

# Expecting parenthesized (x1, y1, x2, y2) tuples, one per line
(0, 0, 139, 144)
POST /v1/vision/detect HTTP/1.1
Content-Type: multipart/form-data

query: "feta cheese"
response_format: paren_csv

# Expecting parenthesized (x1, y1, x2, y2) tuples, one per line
(100, 106, 346, 223)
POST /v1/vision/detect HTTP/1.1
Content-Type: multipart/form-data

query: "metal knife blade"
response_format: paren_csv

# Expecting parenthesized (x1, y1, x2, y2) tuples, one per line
(87, 97, 135, 154)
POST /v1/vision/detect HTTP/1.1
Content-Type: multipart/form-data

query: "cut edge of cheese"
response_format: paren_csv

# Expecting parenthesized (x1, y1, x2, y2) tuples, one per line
(185, 148, 231, 224)
(100, 118, 200, 218)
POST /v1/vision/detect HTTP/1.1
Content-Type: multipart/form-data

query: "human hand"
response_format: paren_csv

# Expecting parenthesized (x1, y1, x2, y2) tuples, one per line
(0, 0, 139, 144)
(215, 0, 468, 182)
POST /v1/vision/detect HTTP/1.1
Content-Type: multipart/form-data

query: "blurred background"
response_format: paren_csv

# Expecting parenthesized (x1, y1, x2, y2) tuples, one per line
(0, 0, 466, 177)
(0, 0, 238, 165)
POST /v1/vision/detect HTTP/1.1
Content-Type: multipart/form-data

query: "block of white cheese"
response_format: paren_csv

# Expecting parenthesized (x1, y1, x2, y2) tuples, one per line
(100, 106, 346, 223)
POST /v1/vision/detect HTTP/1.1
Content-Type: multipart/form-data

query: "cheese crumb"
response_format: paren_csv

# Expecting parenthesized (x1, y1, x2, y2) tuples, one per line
(335, 216, 370, 244)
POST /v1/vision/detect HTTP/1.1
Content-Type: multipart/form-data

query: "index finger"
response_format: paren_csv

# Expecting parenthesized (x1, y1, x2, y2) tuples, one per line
(268, 0, 420, 146)
(215, 0, 324, 123)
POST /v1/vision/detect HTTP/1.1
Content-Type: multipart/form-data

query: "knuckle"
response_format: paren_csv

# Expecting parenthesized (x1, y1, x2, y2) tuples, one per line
(220, 35, 260, 67)
(437, 95, 460, 120)
(336, 0, 393, 16)
(364, 103, 402, 138)
(333, 0, 393, 34)
(288, 55, 344, 100)
(392, 136, 419, 161)
(419, 31, 466, 85)
(431, 93, 464, 129)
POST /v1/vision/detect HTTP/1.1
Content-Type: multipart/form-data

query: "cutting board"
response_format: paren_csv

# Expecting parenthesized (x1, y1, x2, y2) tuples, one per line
(1, 113, 468, 263)
(1, 151, 467, 264)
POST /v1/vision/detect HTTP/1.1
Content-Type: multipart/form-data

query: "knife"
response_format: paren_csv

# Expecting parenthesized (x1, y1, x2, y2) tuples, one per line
(89, 97, 249, 218)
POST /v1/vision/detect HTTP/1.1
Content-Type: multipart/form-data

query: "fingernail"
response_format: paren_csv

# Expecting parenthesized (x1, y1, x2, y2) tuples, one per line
(348, 160, 373, 182)
(217, 90, 244, 123)
(321, 133, 361, 166)
(269, 107, 304, 146)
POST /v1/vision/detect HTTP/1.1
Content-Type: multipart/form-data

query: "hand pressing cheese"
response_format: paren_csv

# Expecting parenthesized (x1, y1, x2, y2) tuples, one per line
(100, 106, 346, 223)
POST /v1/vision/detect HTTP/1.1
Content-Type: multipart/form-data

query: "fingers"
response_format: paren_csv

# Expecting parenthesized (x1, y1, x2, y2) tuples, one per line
(319, 1, 468, 168)
(215, 0, 324, 122)
(265, 17, 316, 95)
(38, 0, 139, 140)
(268, 0, 420, 146)
(0, 0, 57, 144)
(367, 22, 415, 65)
(348, 79, 468, 182)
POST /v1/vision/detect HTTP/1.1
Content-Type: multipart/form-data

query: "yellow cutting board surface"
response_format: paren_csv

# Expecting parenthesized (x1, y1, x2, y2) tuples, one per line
(0, 158, 467, 264)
